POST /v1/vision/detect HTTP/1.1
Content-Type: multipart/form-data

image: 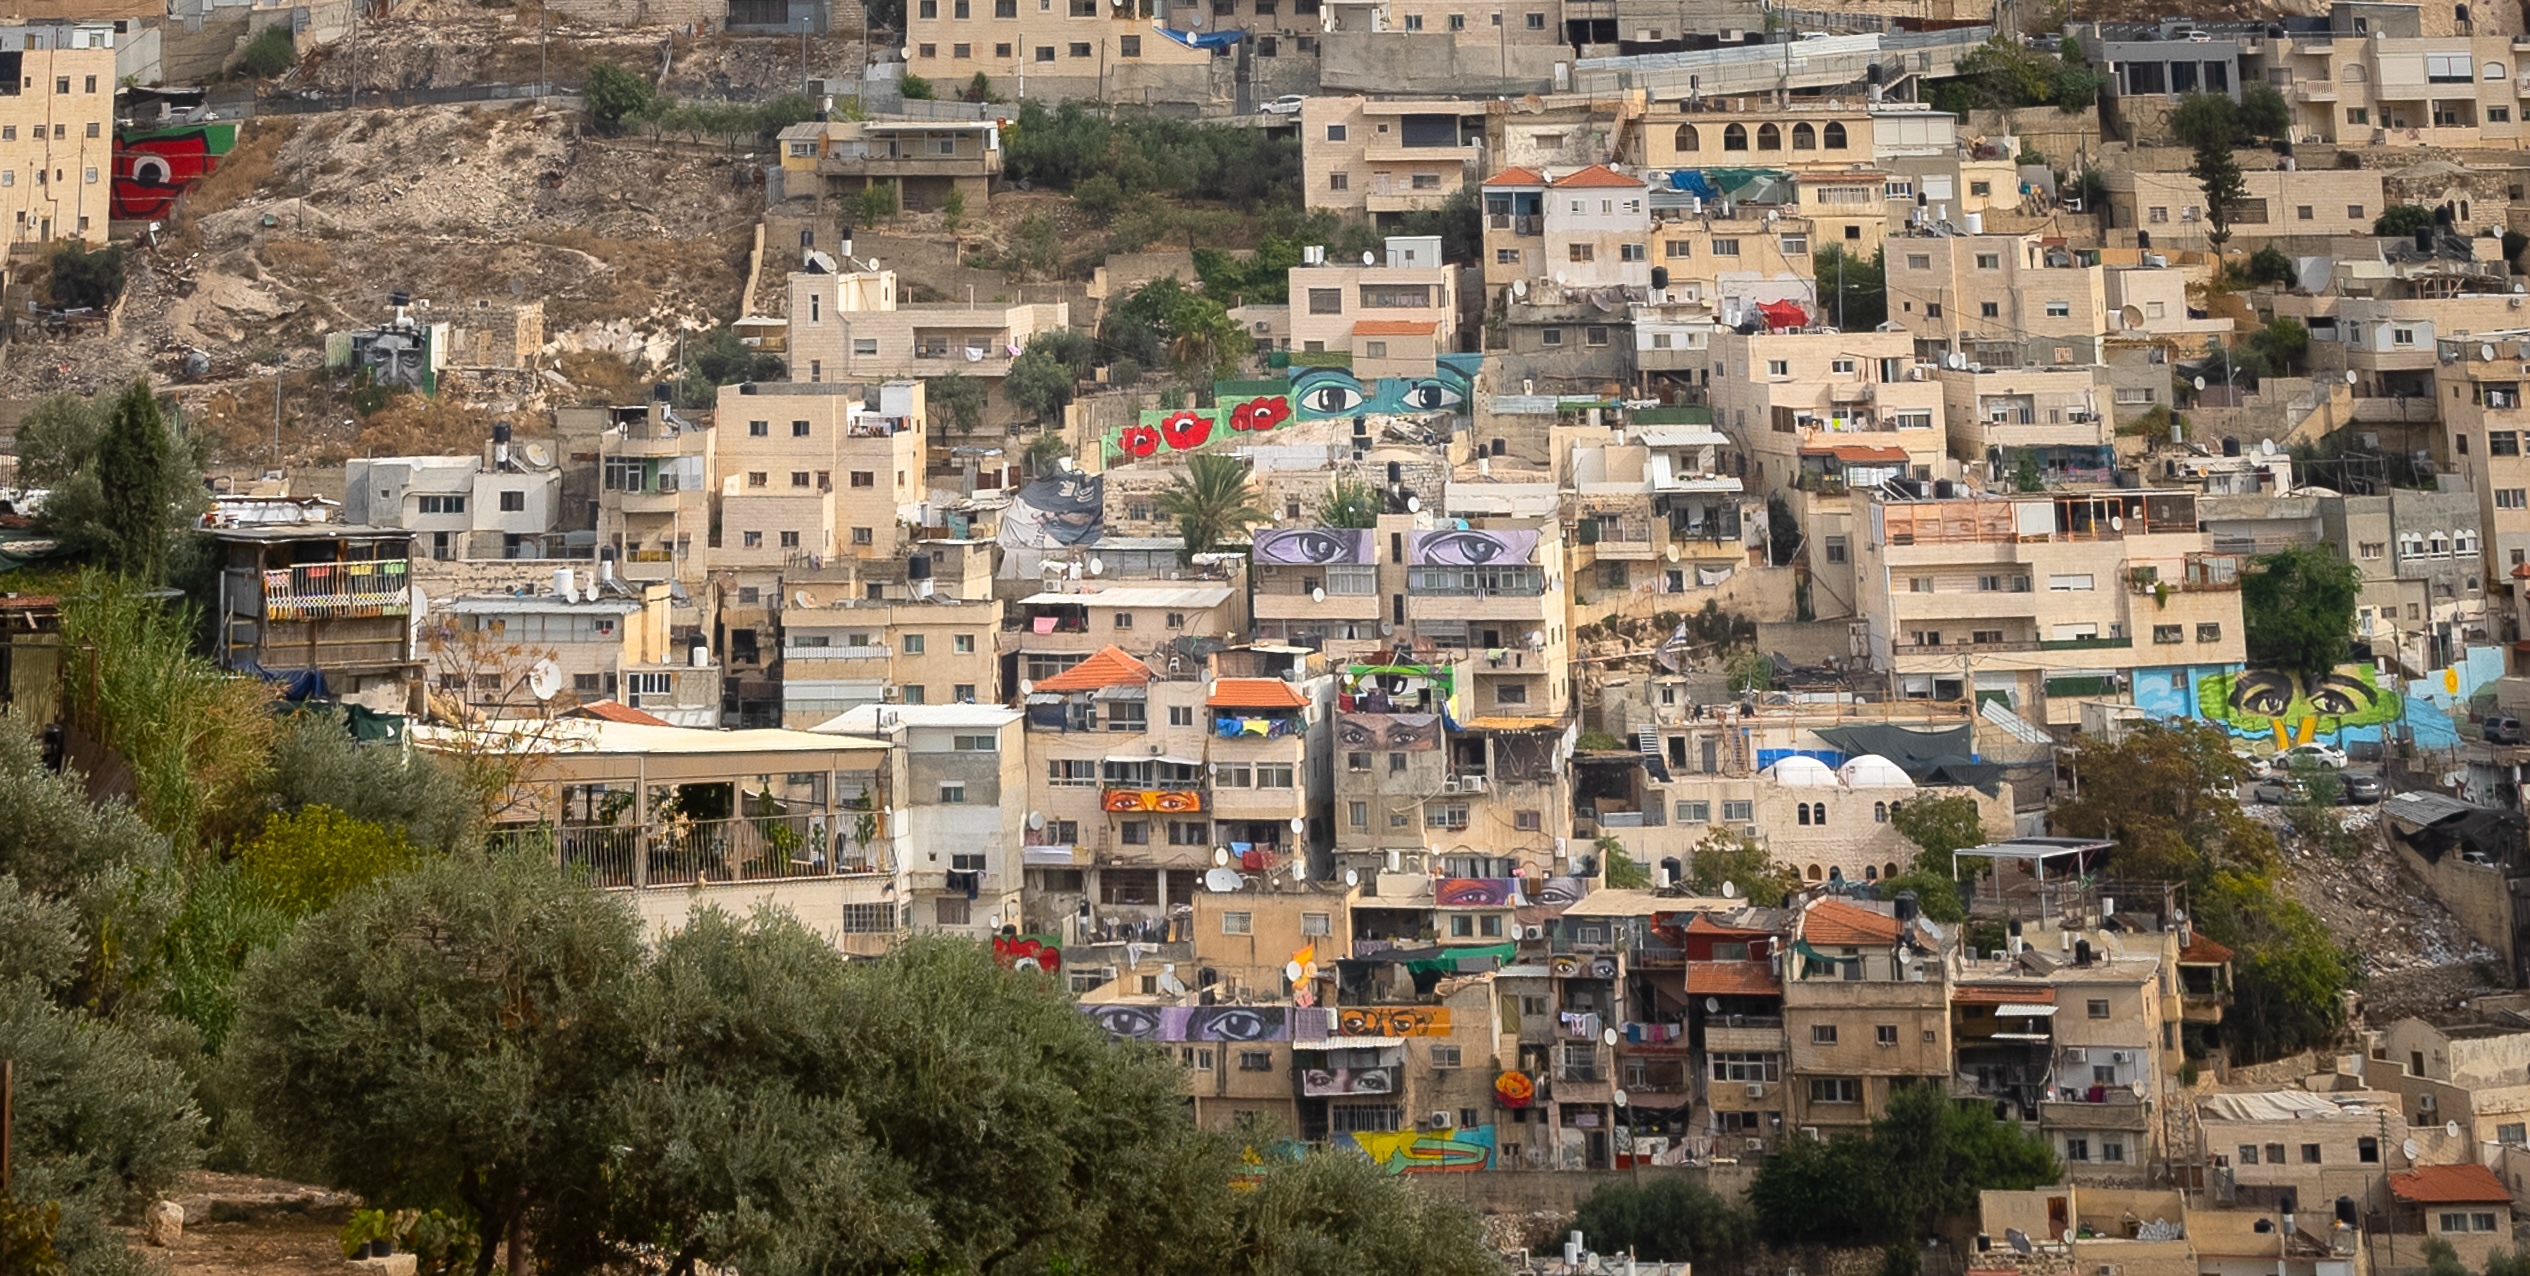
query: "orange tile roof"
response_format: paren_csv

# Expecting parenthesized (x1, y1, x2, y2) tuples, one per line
(563, 700, 675, 726)
(1207, 677, 1309, 710)
(1482, 165, 1546, 187)
(1033, 646, 1153, 693)
(2179, 933, 2236, 965)
(1551, 163, 1646, 189)
(2391, 1164, 2510, 1204)
(1800, 443, 1912, 464)
(1686, 962, 1783, 996)
(1954, 985, 2056, 1006)
(1354, 320, 1439, 337)
(1802, 898, 1903, 946)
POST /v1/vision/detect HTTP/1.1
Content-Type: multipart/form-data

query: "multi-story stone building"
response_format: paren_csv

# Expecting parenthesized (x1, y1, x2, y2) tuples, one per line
(1302, 96, 1486, 220)
(0, 23, 115, 247)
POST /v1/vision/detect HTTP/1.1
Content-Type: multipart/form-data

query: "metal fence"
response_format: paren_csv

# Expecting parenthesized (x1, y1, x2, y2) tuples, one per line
(491, 812, 887, 889)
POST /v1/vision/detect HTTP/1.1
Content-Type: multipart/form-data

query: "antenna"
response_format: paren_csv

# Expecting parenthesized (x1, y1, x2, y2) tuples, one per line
(1721, 880, 1738, 898)
(526, 658, 564, 702)
(1214, 846, 1232, 867)
(1344, 868, 1360, 887)
(1204, 867, 1243, 891)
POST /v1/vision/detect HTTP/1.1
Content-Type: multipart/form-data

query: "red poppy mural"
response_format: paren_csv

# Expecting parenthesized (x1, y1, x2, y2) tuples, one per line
(112, 122, 238, 221)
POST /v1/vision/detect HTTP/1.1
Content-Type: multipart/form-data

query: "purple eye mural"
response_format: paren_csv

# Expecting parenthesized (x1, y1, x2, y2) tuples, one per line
(1407, 529, 1538, 567)
(1254, 528, 1374, 566)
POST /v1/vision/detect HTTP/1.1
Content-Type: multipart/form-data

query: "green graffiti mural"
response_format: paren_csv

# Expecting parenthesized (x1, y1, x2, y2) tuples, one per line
(2195, 664, 2404, 747)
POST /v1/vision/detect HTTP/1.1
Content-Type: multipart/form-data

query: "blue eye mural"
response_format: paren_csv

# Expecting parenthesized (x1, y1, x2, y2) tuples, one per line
(1292, 367, 1370, 417)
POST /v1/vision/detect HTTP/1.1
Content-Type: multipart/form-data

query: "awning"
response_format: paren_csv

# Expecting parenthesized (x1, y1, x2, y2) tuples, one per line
(1304, 1036, 1405, 1050)
(1022, 846, 1079, 866)
(1109, 752, 1206, 768)
(1995, 1003, 2059, 1017)
(1991, 1032, 2053, 1041)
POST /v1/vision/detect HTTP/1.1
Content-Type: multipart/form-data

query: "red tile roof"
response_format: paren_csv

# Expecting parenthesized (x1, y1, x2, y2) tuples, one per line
(1354, 319, 1439, 337)
(1207, 677, 1309, 710)
(1686, 962, 1783, 996)
(2179, 933, 2236, 965)
(1800, 443, 1912, 464)
(1954, 985, 2057, 1006)
(1552, 163, 1647, 189)
(563, 700, 674, 726)
(1482, 165, 1546, 187)
(1802, 898, 1903, 946)
(2391, 1164, 2511, 1204)
(1033, 646, 1153, 693)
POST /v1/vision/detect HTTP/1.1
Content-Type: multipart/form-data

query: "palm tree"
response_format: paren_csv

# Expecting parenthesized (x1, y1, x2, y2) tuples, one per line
(1318, 477, 1382, 529)
(1155, 452, 1269, 562)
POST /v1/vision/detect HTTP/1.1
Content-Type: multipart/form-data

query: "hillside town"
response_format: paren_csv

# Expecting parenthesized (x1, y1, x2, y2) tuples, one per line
(20, 0, 2530, 1270)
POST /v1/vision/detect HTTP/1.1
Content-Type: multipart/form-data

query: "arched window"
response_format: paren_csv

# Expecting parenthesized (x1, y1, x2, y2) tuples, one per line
(2462, 199, 2472, 221)
(1884, 862, 1900, 881)
(1797, 803, 1812, 825)
(1675, 123, 1700, 152)
(1723, 123, 1749, 151)
(1812, 801, 1826, 825)
(1875, 801, 1889, 823)
(1792, 122, 1816, 149)
(1757, 122, 1782, 150)
(1822, 121, 1848, 149)
(2488, 61, 2508, 80)
(1863, 864, 1879, 882)
(1805, 863, 1825, 881)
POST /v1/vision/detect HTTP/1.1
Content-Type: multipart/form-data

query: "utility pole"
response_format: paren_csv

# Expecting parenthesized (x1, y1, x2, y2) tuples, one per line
(272, 361, 284, 474)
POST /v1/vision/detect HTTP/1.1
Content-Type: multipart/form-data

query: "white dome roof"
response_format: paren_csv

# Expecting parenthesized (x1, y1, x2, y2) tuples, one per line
(1838, 754, 1917, 789)
(1766, 756, 1839, 788)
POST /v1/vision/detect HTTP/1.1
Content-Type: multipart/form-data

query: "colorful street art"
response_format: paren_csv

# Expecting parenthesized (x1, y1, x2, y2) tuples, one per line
(113, 120, 238, 221)
(1339, 664, 1455, 719)
(1289, 353, 1482, 420)
(1253, 528, 1374, 566)
(1534, 876, 1589, 907)
(1100, 789, 1205, 813)
(998, 472, 1106, 549)
(1343, 1125, 1497, 1173)
(992, 933, 1062, 974)
(1550, 955, 1618, 980)
(1101, 356, 1484, 463)
(1407, 528, 1540, 567)
(1336, 712, 1443, 751)
(1083, 1004, 1292, 1042)
(1435, 877, 1520, 907)
(1334, 1006, 1453, 1037)
(1493, 1071, 1535, 1108)
(1301, 1065, 1396, 1095)
(2135, 646, 2504, 751)
(1112, 390, 1295, 462)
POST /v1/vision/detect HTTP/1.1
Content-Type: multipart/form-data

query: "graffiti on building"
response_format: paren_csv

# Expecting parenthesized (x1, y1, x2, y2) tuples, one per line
(1494, 1071, 1536, 1108)
(1301, 1065, 1397, 1095)
(1407, 528, 1540, 567)
(999, 471, 1107, 550)
(1535, 876, 1590, 907)
(1551, 955, 1618, 979)
(1336, 712, 1443, 751)
(1344, 1125, 1497, 1173)
(1082, 1004, 1292, 1042)
(1101, 789, 1206, 813)
(1254, 528, 1374, 566)
(1435, 877, 1519, 907)
(992, 933, 1062, 974)
(1288, 353, 1482, 420)
(1339, 665, 1454, 718)
(112, 120, 238, 220)
(2135, 646, 2501, 751)
(1334, 1006, 1453, 1037)
(1108, 390, 1295, 462)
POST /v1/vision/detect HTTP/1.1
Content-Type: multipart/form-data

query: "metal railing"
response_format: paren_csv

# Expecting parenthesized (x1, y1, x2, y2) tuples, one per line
(492, 813, 890, 889)
(261, 559, 411, 620)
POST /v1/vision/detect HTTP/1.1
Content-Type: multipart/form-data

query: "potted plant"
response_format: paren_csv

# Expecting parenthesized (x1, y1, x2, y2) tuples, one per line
(340, 1208, 393, 1259)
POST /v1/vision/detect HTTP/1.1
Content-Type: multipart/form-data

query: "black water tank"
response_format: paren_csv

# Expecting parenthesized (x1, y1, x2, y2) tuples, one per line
(2223, 436, 2242, 457)
(1894, 891, 1919, 922)
(1353, 414, 1370, 436)
(492, 421, 512, 443)
(2138, 230, 2152, 250)
(2074, 938, 2094, 965)
(1934, 479, 1957, 498)
(799, 227, 813, 248)
(2419, 227, 2437, 252)
(908, 553, 933, 580)
(1660, 856, 1683, 883)
(1651, 265, 1671, 289)
(1387, 460, 1404, 483)
(1868, 62, 1885, 84)
(1492, 438, 1508, 456)
(2008, 919, 2024, 938)
(651, 382, 673, 403)
(2459, 2, 2473, 23)
(2436, 203, 2455, 226)
(739, 382, 759, 395)
(389, 289, 411, 307)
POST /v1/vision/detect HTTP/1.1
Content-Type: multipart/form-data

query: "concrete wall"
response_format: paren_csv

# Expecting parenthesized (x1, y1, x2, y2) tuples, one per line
(1317, 33, 1562, 96)
(2383, 830, 2519, 986)
(1408, 1161, 1761, 1215)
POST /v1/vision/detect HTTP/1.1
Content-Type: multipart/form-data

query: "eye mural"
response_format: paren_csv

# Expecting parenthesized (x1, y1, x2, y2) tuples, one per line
(1099, 361, 1485, 461)
(1335, 1006, 1453, 1037)
(1186, 1006, 1285, 1042)
(2194, 664, 2404, 747)
(1406, 528, 1540, 567)
(1253, 528, 1374, 566)
(1336, 712, 1443, 751)
(1101, 789, 1206, 813)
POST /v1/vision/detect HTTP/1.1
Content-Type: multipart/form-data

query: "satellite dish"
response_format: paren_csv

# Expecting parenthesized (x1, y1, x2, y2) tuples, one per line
(1554, 271, 1569, 286)
(1027, 811, 1047, 830)
(988, 914, 1001, 929)
(1511, 279, 1529, 300)
(2448, 1120, 2463, 1139)
(1946, 352, 1966, 370)
(1361, 251, 1376, 266)
(2404, 1138, 2421, 1160)
(1664, 544, 1681, 562)
(2482, 343, 2498, 362)
(1405, 495, 1421, 513)
(1089, 557, 1105, 576)
(1018, 678, 1034, 696)
(1613, 1089, 1630, 1107)
(1204, 866, 1243, 892)
(1312, 587, 1327, 602)
(1214, 846, 1232, 867)
(1602, 1027, 1620, 1047)
(2193, 375, 2209, 391)
(1290, 815, 1307, 832)
(526, 658, 563, 701)
(2259, 439, 2276, 455)
(2345, 369, 2359, 384)
(794, 590, 812, 607)
(1344, 868, 1360, 887)
(2006, 1230, 2033, 1255)
(2110, 514, 2124, 531)
(1704, 996, 1721, 1013)
(1721, 880, 1738, 898)
(2061, 1231, 2076, 1247)
(1285, 960, 1304, 981)
(522, 442, 552, 468)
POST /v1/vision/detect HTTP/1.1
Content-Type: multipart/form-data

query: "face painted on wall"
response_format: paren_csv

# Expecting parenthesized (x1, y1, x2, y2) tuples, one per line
(1288, 359, 1479, 420)
(2195, 664, 2404, 742)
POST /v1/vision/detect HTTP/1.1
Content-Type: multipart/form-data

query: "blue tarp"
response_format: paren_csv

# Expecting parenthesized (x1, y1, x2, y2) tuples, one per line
(1155, 24, 1242, 49)
(235, 659, 329, 702)
(1668, 170, 1718, 198)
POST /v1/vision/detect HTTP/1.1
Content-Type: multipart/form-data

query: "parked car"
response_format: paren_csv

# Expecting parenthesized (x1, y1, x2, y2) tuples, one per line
(2339, 773, 2385, 805)
(1257, 95, 1305, 115)
(2271, 743, 2349, 771)
(2486, 716, 2524, 745)
(2251, 778, 2302, 806)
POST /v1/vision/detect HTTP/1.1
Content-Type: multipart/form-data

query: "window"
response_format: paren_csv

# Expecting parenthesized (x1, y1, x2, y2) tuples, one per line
(1068, 41, 1090, 55)
(1825, 536, 1847, 563)
(852, 528, 873, 546)
(1808, 1078, 1860, 1103)
(1300, 912, 1331, 938)
(2442, 1213, 2503, 1234)
(1347, 801, 1368, 828)
(1239, 1050, 1273, 1071)
(1981, 301, 2000, 319)
(2428, 52, 2470, 83)
(742, 531, 764, 548)
(1307, 287, 1343, 315)
(1221, 911, 1252, 934)
(1430, 1044, 1463, 1068)
(1810, 1024, 1839, 1045)
(2237, 1144, 2259, 1165)
(2197, 622, 2222, 643)
(1620, 242, 1646, 262)
(1723, 800, 1752, 822)
(2087, 998, 2110, 1019)
(1665, 240, 1692, 259)
(1585, 326, 1610, 348)
(419, 495, 466, 515)
(1710, 237, 1740, 257)
(1541, 328, 1564, 346)
(2267, 1143, 2287, 1164)
(938, 782, 967, 804)
(1034, 45, 1053, 60)
(2154, 624, 2183, 644)
(1767, 359, 1790, 377)
(2495, 431, 2521, 456)
(2349, 205, 2366, 221)
(1874, 1025, 1898, 1045)
(842, 903, 895, 933)
(1119, 34, 1140, 55)
(779, 531, 801, 549)
(1525, 11, 1542, 27)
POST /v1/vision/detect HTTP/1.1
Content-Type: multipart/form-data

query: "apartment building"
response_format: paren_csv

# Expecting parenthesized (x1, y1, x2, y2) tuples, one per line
(1287, 237, 1461, 378)
(1781, 897, 1952, 1131)
(2103, 169, 2388, 251)
(1565, 419, 1750, 631)
(2434, 333, 2530, 629)
(203, 498, 420, 698)
(593, 400, 712, 587)
(900, 0, 1216, 107)
(1707, 326, 1948, 499)
(1250, 516, 1392, 661)
(1586, 752, 2010, 889)
(779, 547, 1004, 722)
(1855, 489, 2249, 725)
(435, 577, 720, 727)
(1937, 363, 2114, 489)
(1884, 231, 2110, 360)
(821, 703, 1026, 940)
(0, 23, 115, 246)
(344, 445, 568, 561)
(714, 381, 925, 568)
(2253, 11, 2530, 149)
(785, 261, 1069, 409)
(2372, 1011, 2530, 1151)
(2317, 488, 2490, 672)
(1302, 97, 1486, 219)
(2198, 1087, 2451, 1214)
(774, 118, 1000, 211)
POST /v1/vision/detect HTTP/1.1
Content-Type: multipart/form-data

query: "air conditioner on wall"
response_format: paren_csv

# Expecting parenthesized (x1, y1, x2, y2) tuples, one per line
(1746, 1082, 1766, 1097)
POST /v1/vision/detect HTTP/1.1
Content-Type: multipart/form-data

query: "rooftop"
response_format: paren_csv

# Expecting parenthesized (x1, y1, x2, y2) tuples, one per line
(1801, 898, 1903, 945)
(412, 719, 893, 759)
(1017, 585, 1238, 610)
(2390, 1164, 2511, 1205)
(815, 703, 1024, 732)
(1033, 646, 1155, 693)
(1207, 677, 1308, 710)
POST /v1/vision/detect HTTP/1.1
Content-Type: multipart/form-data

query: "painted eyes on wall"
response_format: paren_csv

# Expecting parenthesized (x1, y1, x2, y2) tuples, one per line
(1418, 531, 1515, 566)
(1256, 529, 1350, 564)
(1193, 1009, 1275, 1041)
(1336, 719, 1380, 747)
(2230, 670, 2296, 716)
(2309, 675, 2377, 716)
(1298, 380, 1368, 414)
(1091, 1007, 1160, 1039)
(1397, 380, 1464, 411)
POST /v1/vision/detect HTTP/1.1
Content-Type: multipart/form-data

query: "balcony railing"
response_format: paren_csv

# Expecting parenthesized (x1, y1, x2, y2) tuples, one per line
(262, 559, 412, 621)
(784, 644, 890, 661)
(491, 812, 891, 890)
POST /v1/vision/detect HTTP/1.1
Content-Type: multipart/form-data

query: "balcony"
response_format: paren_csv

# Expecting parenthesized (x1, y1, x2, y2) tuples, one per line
(1617, 1022, 1692, 1054)
(1705, 1022, 1788, 1053)
(617, 549, 678, 582)
(611, 487, 686, 515)
(1100, 786, 1206, 815)
(2293, 80, 2337, 102)
(492, 812, 893, 890)
(2039, 1092, 2151, 1131)
(1588, 519, 1660, 560)
(261, 559, 412, 621)
(816, 150, 1001, 179)
(1829, 381, 1876, 405)
(1487, 213, 1543, 236)
(1406, 566, 1548, 597)
(2182, 990, 2231, 1024)
(2129, 553, 2244, 593)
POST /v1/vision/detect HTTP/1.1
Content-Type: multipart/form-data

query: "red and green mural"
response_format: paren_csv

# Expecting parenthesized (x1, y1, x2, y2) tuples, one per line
(1341, 1125, 1497, 1173)
(113, 120, 239, 221)
(1101, 355, 1483, 464)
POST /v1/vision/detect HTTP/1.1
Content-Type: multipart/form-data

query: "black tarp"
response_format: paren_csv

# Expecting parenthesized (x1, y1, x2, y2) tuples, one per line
(2383, 793, 2527, 868)
(1814, 723, 2007, 792)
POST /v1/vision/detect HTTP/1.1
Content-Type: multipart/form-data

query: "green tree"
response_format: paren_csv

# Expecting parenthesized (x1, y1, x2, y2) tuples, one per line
(2243, 544, 2361, 679)
(583, 61, 658, 133)
(2244, 245, 2297, 287)
(674, 326, 785, 408)
(857, 181, 899, 227)
(2243, 316, 2311, 378)
(1599, 835, 1652, 888)
(224, 853, 648, 1276)
(2013, 449, 2044, 493)
(236, 805, 417, 915)
(2374, 204, 2435, 238)
(2238, 81, 2292, 139)
(1892, 793, 1989, 874)
(13, 391, 105, 486)
(44, 243, 126, 311)
(1686, 828, 1793, 905)
(265, 712, 478, 853)
(941, 185, 965, 235)
(0, 719, 183, 1017)
(1392, 187, 1484, 265)
(1102, 277, 1251, 384)
(2422, 1237, 2471, 1276)
(963, 72, 996, 103)
(899, 72, 933, 100)
(1875, 869, 1965, 923)
(2189, 133, 2248, 250)
(1816, 246, 1887, 330)
(1005, 329, 1095, 422)
(2052, 45, 2105, 112)
(925, 371, 988, 436)
(1153, 452, 1269, 560)
(1572, 1178, 1754, 1265)
(1766, 493, 1800, 565)
(235, 23, 294, 77)
(1318, 477, 1383, 528)
(1751, 1085, 2057, 1245)
(47, 382, 196, 582)
(2170, 91, 2241, 151)
(1230, 1147, 1495, 1274)
(1020, 429, 1073, 479)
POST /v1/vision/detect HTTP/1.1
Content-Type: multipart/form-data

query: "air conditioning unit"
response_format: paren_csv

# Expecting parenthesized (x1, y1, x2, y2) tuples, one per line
(2112, 1050, 2131, 1064)
(1746, 1082, 1767, 1097)
(1524, 924, 1545, 940)
(1800, 1125, 1822, 1142)
(2064, 197, 2084, 213)
(1460, 776, 1487, 794)
(2064, 1047, 2088, 1063)
(1443, 776, 1463, 793)
(1423, 1110, 1453, 1129)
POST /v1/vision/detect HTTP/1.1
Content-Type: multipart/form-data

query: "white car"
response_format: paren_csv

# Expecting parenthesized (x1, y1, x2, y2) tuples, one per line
(2271, 743, 2349, 771)
(1257, 95, 1305, 115)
